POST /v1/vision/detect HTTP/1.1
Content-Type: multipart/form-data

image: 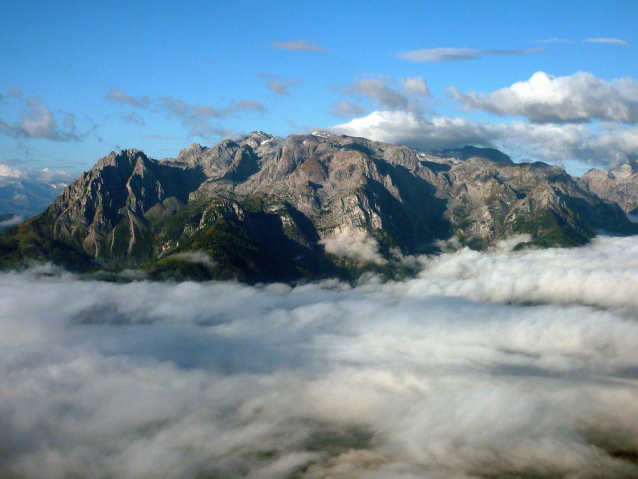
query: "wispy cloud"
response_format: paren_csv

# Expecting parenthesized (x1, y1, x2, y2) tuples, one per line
(105, 90, 150, 108)
(120, 112, 146, 126)
(158, 96, 265, 140)
(140, 134, 185, 140)
(341, 76, 431, 113)
(532, 38, 572, 44)
(329, 100, 367, 118)
(531, 38, 629, 46)
(0, 96, 86, 142)
(257, 73, 300, 96)
(271, 39, 327, 51)
(584, 37, 629, 45)
(105, 90, 266, 142)
(8, 87, 22, 99)
(398, 47, 543, 63)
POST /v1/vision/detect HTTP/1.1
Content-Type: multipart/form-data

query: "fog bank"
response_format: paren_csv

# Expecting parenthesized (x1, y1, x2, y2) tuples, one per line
(2, 237, 638, 478)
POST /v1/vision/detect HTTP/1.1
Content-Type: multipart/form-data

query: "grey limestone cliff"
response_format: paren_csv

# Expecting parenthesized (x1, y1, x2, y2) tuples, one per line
(1, 132, 635, 281)
(579, 163, 638, 215)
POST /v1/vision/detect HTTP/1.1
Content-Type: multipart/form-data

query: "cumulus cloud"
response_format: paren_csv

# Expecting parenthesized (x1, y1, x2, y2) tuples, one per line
(399, 76, 431, 97)
(319, 228, 387, 265)
(331, 110, 499, 151)
(0, 164, 26, 179)
(271, 40, 327, 51)
(331, 109, 638, 167)
(2, 237, 638, 477)
(398, 47, 543, 62)
(448, 71, 638, 123)
(0, 97, 84, 141)
(257, 73, 300, 96)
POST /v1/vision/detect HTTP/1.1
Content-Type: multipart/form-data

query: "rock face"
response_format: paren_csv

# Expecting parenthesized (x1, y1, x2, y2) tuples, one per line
(1, 132, 636, 281)
(579, 163, 638, 215)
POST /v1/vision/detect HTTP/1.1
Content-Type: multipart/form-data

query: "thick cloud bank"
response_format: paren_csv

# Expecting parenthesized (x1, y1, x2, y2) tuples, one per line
(2, 237, 638, 478)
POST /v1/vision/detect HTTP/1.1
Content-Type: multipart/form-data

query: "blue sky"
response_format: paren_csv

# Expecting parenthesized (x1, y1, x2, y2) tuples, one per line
(1, 0, 638, 175)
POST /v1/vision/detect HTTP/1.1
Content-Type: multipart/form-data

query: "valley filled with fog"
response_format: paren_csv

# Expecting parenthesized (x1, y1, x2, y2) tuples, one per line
(2, 236, 638, 478)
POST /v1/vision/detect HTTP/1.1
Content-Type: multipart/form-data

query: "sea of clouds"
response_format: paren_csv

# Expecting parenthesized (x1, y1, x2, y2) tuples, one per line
(2, 236, 638, 478)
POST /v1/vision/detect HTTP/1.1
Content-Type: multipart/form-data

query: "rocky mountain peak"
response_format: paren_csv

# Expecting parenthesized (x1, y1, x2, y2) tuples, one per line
(94, 149, 147, 171)
(177, 143, 208, 161)
(438, 145, 514, 164)
(243, 131, 273, 148)
(610, 163, 636, 179)
(1, 132, 636, 282)
(580, 162, 638, 214)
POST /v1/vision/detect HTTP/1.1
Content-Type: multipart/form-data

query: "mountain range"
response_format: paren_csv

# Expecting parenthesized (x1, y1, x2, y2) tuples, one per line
(1, 131, 637, 282)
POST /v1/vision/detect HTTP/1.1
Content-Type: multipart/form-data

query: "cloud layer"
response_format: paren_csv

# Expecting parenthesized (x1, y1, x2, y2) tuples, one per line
(2, 237, 638, 478)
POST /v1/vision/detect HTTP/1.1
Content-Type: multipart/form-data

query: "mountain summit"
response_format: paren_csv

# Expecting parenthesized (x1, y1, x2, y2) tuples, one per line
(1, 132, 635, 282)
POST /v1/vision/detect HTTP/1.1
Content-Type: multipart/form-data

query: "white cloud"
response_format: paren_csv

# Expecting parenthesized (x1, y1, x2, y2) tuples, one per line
(0, 214, 24, 228)
(0, 164, 26, 179)
(398, 47, 543, 63)
(330, 110, 638, 168)
(168, 251, 217, 268)
(271, 40, 327, 52)
(448, 71, 638, 123)
(2, 237, 638, 477)
(330, 110, 498, 151)
(319, 228, 387, 265)
(399, 77, 431, 97)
